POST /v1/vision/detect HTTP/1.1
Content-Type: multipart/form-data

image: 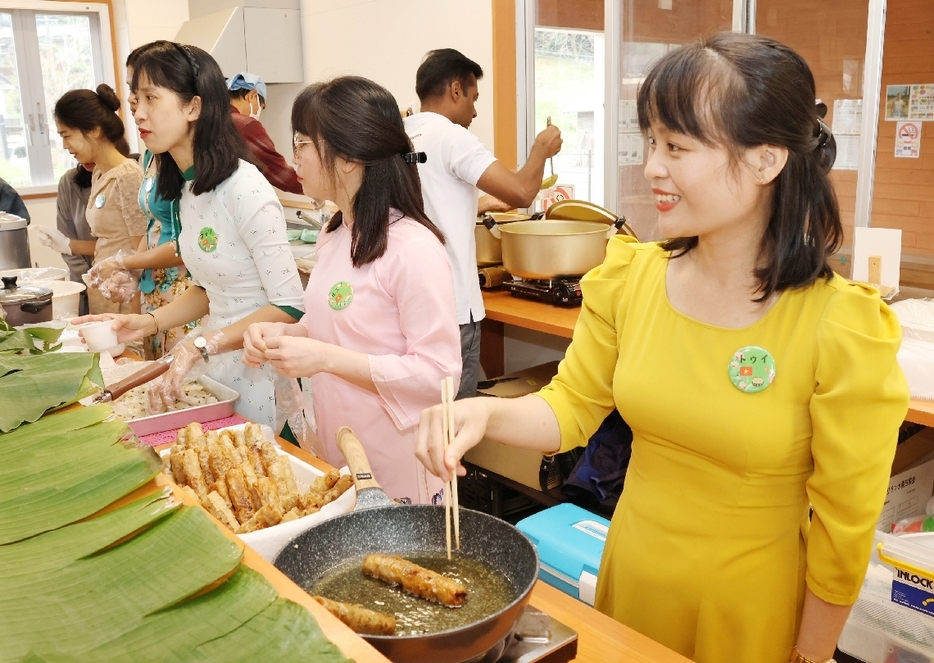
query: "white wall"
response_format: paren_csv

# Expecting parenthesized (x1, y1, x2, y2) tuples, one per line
(300, 0, 495, 150)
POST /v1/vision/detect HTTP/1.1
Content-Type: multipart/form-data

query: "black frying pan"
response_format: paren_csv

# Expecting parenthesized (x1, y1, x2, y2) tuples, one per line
(274, 428, 539, 663)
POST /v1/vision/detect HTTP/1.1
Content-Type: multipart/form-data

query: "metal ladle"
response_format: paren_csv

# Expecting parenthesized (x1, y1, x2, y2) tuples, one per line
(541, 116, 557, 190)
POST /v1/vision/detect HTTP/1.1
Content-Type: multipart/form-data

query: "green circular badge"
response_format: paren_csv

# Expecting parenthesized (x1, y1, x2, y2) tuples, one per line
(328, 281, 354, 310)
(197, 227, 218, 253)
(728, 346, 776, 394)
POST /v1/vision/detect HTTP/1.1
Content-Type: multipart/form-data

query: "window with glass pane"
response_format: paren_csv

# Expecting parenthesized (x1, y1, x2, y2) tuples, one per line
(0, 5, 108, 191)
(614, 2, 733, 241)
(37, 13, 95, 186)
(0, 13, 29, 188)
(535, 0, 605, 206)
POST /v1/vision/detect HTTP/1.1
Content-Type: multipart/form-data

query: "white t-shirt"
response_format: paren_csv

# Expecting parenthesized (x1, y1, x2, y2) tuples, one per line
(404, 112, 497, 325)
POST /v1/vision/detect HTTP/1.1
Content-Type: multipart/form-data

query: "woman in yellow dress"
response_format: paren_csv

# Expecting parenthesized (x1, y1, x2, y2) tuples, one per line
(416, 33, 909, 663)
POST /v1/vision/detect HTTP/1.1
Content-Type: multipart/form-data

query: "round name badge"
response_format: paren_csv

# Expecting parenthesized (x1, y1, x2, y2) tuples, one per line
(328, 281, 354, 310)
(144, 177, 154, 192)
(197, 227, 218, 253)
(728, 346, 776, 394)
(94, 193, 106, 208)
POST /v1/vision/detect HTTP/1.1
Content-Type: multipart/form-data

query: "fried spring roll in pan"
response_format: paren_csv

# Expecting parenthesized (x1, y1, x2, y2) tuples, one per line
(362, 553, 467, 607)
(313, 596, 396, 636)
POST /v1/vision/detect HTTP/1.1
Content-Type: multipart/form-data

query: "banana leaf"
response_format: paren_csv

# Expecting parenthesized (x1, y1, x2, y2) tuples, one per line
(0, 394, 351, 663)
(0, 353, 103, 432)
(0, 501, 243, 662)
(0, 321, 63, 355)
(0, 406, 162, 544)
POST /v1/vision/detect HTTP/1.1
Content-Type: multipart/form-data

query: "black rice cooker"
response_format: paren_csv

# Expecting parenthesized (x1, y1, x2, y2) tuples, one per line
(0, 276, 53, 326)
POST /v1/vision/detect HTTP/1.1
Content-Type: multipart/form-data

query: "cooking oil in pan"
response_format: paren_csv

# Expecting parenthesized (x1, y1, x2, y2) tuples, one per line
(308, 552, 515, 636)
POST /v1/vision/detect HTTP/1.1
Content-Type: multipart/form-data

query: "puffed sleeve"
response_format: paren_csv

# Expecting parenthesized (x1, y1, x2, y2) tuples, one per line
(806, 280, 909, 604)
(538, 235, 641, 453)
(114, 163, 148, 237)
(228, 165, 304, 314)
(369, 232, 462, 430)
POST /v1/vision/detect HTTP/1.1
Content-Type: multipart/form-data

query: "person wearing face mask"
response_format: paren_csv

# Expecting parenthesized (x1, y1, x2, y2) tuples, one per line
(226, 72, 303, 194)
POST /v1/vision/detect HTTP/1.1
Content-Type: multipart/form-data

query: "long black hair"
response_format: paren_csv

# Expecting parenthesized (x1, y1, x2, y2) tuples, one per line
(129, 41, 247, 200)
(54, 84, 130, 157)
(291, 76, 443, 267)
(637, 32, 841, 301)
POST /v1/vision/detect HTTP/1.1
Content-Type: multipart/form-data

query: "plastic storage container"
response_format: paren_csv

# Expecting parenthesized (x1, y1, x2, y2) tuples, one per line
(516, 503, 609, 606)
(839, 530, 934, 662)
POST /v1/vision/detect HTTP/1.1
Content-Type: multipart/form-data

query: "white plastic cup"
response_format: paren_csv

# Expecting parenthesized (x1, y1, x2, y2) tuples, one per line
(78, 320, 120, 353)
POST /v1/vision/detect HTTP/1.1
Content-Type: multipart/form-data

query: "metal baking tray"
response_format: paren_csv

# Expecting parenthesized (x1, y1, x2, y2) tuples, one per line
(124, 375, 239, 437)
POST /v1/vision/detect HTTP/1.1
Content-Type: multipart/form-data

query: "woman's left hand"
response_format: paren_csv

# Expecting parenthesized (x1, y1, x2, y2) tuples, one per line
(264, 336, 329, 378)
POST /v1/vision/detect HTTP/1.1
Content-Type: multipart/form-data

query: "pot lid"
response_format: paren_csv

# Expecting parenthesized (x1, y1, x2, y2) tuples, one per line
(0, 276, 52, 304)
(0, 212, 27, 230)
(545, 199, 618, 224)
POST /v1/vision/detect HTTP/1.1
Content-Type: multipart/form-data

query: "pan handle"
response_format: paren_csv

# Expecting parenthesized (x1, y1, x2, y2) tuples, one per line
(336, 427, 383, 492)
(479, 214, 502, 239)
(98, 355, 174, 403)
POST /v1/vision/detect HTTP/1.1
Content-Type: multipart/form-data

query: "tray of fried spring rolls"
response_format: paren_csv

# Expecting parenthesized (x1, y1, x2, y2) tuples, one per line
(160, 422, 356, 561)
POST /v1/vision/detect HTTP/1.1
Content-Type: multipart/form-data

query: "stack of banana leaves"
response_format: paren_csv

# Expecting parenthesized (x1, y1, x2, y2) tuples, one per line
(0, 355, 351, 663)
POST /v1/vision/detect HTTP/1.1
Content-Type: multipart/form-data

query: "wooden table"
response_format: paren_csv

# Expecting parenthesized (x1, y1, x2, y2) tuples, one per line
(480, 289, 579, 377)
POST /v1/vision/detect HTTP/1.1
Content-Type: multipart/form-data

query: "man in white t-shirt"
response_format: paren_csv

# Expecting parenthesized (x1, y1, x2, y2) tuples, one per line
(404, 48, 562, 399)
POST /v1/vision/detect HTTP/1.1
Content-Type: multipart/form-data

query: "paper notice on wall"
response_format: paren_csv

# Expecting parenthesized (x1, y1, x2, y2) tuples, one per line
(617, 133, 644, 166)
(833, 98, 863, 133)
(833, 135, 860, 170)
(831, 99, 861, 170)
(895, 121, 922, 158)
(618, 100, 639, 132)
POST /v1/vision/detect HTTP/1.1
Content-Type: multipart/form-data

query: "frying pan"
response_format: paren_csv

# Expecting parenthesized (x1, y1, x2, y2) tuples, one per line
(274, 428, 540, 663)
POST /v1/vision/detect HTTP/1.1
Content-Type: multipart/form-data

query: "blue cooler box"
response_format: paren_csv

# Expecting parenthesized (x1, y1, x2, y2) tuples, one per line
(517, 503, 609, 606)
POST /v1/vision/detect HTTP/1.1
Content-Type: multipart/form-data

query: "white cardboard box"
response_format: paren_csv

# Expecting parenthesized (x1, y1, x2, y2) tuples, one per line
(877, 453, 934, 532)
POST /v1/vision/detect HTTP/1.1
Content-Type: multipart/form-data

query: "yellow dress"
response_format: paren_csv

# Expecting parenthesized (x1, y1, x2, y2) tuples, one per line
(537, 238, 909, 663)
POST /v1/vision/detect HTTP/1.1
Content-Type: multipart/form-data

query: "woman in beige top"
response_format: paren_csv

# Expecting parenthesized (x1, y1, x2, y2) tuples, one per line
(52, 84, 147, 315)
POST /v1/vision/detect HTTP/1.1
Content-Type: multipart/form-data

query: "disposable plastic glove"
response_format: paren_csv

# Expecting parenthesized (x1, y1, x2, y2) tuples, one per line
(146, 328, 222, 414)
(86, 250, 135, 287)
(34, 226, 72, 255)
(98, 270, 139, 304)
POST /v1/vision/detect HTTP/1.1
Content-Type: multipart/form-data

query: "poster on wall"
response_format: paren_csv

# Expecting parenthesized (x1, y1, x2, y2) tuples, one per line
(886, 85, 910, 120)
(909, 84, 934, 121)
(895, 121, 922, 158)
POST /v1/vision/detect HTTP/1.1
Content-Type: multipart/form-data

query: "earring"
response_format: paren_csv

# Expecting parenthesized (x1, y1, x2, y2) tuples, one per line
(756, 171, 765, 184)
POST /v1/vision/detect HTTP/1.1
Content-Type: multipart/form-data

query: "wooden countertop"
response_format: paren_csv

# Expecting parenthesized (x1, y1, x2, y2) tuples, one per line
(482, 289, 579, 339)
(907, 400, 934, 427)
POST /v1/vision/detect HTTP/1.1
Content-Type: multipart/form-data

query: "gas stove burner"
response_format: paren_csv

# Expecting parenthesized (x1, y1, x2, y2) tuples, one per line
(477, 605, 578, 663)
(508, 278, 582, 307)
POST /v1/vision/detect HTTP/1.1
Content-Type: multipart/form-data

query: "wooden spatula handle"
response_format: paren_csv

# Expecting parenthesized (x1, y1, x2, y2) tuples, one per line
(101, 357, 174, 402)
(336, 426, 382, 492)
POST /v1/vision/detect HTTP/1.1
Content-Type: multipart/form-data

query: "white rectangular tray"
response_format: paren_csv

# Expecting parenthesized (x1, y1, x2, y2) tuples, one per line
(160, 424, 355, 561)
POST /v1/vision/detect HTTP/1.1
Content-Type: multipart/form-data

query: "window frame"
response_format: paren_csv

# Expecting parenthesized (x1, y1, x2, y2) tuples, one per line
(0, 0, 117, 196)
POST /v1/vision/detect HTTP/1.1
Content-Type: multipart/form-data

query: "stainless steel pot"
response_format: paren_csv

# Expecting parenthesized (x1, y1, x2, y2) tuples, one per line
(482, 217, 627, 280)
(0, 276, 53, 326)
(0, 213, 31, 271)
(475, 213, 532, 266)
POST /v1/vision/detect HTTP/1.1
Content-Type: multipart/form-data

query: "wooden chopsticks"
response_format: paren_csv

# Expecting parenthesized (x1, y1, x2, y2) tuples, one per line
(441, 376, 460, 560)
